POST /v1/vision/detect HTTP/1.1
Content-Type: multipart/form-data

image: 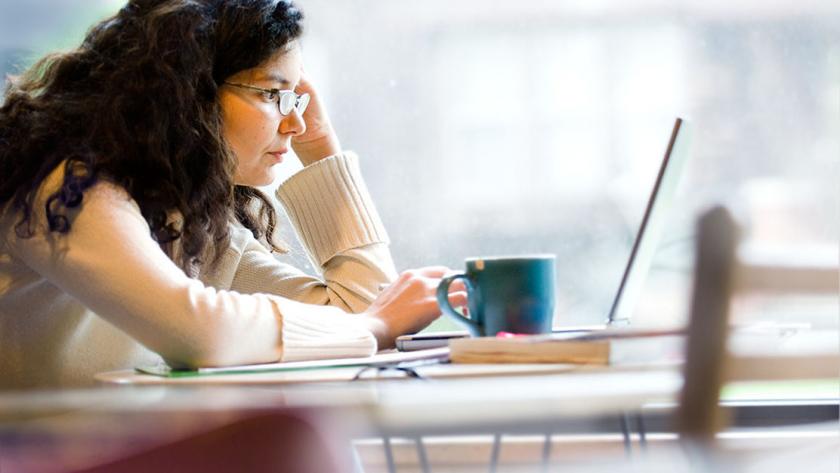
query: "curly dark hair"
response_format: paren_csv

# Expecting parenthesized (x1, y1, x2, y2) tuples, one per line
(0, 0, 304, 271)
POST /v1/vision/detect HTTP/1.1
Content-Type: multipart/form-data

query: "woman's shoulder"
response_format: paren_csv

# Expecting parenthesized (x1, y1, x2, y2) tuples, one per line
(8, 160, 144, 232)
(42, 160, 136, 206)
(1, 160, 149, 259)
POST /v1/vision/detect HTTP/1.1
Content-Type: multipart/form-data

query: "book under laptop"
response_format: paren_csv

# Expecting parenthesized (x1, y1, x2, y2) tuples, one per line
(397, 118, 691, 351)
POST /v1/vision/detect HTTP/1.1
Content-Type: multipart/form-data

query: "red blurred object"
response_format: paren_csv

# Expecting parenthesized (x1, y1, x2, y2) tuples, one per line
(495, 331, 527, 338)
(4, 406, 354, 473)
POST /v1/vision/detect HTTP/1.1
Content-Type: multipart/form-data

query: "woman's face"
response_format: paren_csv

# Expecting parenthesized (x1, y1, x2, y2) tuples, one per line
(219, 45, 305, 186)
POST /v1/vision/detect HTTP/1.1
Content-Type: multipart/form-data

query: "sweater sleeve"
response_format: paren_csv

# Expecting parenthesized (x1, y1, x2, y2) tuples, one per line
(5, 168, 377, 368)
(213, 152, 397, 313)
(276, 152, 392, 267)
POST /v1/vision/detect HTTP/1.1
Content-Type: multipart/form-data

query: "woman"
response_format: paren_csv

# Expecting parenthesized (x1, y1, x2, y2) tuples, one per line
(0, 0, 465, 389)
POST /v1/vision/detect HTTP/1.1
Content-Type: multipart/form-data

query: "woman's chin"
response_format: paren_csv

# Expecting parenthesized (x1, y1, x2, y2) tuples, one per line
(234, 167, 278, 187)
(253, 176, 276, 187)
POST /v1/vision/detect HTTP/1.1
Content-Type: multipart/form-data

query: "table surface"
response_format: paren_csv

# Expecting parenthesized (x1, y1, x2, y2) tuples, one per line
(95, 328, 839, 386)
(4, 340, 837, 472)
(5, 330, 837, 438)
(88, 328, 839, 437)
(6, 367, 686, 441)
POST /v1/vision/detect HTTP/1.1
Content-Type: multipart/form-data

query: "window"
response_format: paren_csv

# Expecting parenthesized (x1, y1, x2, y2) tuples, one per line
(3, 0, 837, 329)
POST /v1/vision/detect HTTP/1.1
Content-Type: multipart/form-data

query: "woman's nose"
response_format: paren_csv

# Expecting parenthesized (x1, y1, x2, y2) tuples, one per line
(279, 109, 306, 136)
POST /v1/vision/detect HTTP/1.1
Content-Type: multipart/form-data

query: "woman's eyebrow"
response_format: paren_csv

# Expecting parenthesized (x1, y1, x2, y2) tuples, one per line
(260, 72, 290, 86)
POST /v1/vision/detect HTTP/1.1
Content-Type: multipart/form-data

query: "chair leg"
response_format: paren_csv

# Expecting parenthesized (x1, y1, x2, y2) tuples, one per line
(383, 436, 397, 473)
(541, 433, 552, 472)
(619, 413, 633, 458)
(635, 412, 648, 452)
(414, 436, 430, 473)
(489, 433, 502, 473)
(350, 442, 366, 473)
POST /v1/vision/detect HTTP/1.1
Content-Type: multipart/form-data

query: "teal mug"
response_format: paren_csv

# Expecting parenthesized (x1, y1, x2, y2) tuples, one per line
(436, 255, 556, 337)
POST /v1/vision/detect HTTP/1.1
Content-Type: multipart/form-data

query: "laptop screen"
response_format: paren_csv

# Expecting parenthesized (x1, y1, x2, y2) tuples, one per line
(606, 118, 692, 324)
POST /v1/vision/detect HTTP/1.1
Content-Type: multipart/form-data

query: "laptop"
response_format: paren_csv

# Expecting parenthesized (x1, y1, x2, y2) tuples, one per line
(397, 118, 691, 351)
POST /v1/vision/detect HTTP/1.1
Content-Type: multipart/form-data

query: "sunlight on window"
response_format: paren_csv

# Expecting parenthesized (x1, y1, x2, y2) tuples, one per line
(2, 0, 836, 328)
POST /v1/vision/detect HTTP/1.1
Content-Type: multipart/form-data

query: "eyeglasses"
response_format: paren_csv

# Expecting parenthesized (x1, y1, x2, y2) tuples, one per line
(223, 82, 310, 116)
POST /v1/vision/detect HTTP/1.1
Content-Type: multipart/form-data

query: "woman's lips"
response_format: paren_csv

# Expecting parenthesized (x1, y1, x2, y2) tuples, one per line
(267, 149, 287, 163)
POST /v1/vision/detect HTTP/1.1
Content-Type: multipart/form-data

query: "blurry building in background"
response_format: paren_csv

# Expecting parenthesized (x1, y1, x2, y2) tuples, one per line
(2, 0, 837, 328)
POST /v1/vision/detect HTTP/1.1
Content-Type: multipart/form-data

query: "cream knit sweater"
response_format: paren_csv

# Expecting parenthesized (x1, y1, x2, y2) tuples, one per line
(0, 152, 397, 389)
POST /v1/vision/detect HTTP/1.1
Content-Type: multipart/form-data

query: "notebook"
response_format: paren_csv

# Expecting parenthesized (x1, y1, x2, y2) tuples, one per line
(397, 118, 691, 351)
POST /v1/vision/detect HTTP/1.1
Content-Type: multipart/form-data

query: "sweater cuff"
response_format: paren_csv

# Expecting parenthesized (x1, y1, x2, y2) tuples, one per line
(276, 151, 389, 266)
(274, 298, 377, 362)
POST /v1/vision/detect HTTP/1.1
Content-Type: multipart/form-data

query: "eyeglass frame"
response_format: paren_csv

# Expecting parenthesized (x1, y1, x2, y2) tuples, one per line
(222, 81, 310, 116)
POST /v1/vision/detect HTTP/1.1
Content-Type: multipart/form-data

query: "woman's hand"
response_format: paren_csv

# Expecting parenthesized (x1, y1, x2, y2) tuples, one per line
(360, 267, 468, 349)
(291, 72, 342, 166)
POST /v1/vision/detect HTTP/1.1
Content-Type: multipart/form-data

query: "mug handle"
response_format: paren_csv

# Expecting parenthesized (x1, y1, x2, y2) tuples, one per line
(436, 273, 479, 334)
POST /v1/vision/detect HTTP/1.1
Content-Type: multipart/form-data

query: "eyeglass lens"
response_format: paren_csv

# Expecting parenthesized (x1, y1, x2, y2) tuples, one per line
(279, 92, 309, 115)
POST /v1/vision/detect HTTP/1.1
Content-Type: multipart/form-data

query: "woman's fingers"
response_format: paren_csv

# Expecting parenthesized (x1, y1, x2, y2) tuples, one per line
(392, 268, 468, 305)
(447, 279, 467, 293)
(290, 71, 341, 164)
(364, 267, 471, 348)
(446, 291, 468, 308)
(409, 266, 454, 278)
